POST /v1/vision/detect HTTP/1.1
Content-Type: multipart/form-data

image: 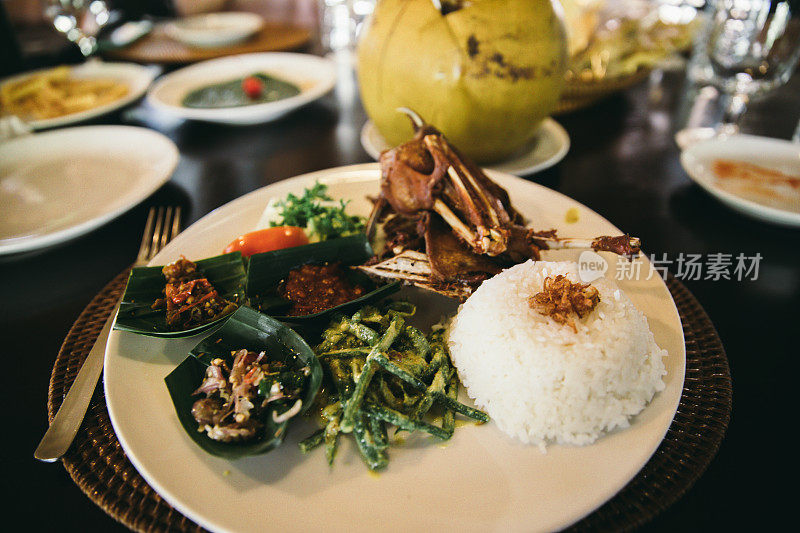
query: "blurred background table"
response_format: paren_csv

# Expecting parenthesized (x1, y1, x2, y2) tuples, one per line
(3, 4, 799, 530)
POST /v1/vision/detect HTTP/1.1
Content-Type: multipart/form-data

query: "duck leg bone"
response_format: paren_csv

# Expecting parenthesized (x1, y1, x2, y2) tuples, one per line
(423, 135, 512, 256)
(533, 233, 642, 257)
(432, 199, 477, 249)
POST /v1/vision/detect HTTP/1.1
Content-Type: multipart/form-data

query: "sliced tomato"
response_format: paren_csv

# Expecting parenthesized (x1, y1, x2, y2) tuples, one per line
(223, 226, 309, 257)
(241, 76, 264, 99)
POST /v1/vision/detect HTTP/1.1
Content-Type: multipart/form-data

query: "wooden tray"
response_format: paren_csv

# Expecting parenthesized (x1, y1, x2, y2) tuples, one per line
(103, 22, 310, 64)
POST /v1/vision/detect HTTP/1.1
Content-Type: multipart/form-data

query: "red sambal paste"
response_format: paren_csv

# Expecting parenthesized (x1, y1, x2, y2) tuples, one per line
(279, 262, 366, 316)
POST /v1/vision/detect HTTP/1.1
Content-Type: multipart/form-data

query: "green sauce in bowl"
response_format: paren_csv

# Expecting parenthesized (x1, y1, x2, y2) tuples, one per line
(182, 73, 301, 108)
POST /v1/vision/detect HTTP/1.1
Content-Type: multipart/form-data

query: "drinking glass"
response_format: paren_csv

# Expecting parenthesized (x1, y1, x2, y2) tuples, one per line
(691, 0, 800, 133)
(44, 0, 113, 56)
(319, 0, 375, 55)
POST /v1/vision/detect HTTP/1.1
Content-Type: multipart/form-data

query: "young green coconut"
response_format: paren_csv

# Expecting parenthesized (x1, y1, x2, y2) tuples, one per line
(357, 0, 568, 164)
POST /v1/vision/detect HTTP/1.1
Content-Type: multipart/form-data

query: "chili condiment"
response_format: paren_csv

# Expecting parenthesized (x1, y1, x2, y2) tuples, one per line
(152, 256, 238, 329)
(279, 262, 366, 316)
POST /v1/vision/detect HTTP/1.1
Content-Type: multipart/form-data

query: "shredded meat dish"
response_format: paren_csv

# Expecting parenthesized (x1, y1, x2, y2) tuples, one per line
(529, 275, 600, 332)
(191, 349, 310, 442)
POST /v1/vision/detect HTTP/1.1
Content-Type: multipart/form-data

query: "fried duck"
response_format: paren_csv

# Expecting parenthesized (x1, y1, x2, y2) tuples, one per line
(359, 109, 641, 301)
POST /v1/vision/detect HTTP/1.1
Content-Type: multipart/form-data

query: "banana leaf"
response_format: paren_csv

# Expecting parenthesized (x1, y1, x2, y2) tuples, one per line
(246, 234, 400, 323)
(115, 252, 247, 338)
(164, 306, 323, 459)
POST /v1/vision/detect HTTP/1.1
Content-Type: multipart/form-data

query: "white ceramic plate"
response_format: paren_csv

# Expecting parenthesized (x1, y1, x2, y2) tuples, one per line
(147, 53, 336, 125)
(0, 126, 178, 255)
(361, 118, 570, 176)
(0, 61, 157, 130)
(680, 134, 800, 227)
(104, 164, 685, 533)
(164, 12, 264, 48)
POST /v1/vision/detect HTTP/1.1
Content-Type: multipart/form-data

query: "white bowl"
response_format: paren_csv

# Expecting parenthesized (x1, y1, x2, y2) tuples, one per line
(165, 12, 263, 48)
(680, 134, 800, 227)
(147, 52, 337, 125)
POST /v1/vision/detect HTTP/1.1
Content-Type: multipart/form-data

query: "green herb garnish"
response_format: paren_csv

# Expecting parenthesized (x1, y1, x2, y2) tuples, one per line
(270, 182, 366, 242)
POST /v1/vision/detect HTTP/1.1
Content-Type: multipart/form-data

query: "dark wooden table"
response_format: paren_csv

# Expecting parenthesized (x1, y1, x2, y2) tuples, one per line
(5, 56, 798, 531)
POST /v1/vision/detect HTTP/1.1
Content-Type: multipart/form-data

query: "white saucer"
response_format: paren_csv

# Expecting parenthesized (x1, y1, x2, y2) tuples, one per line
(164, 12, 263, 48)
(0, 126, 179, 255)
(147, 53, 336, 125)
(360, 118, 570, 176)
(680, 134, 800, 227)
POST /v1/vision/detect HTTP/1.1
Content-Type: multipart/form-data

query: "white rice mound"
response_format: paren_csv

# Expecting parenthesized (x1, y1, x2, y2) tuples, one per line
(447, 260, 666, 449)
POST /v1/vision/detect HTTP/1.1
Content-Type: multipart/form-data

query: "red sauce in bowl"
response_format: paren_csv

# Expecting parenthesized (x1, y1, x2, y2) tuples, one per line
(279, 263, 366, 316)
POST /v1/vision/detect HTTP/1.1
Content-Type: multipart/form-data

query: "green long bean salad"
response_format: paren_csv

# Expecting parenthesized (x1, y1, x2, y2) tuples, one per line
(299, 301, 489, 470)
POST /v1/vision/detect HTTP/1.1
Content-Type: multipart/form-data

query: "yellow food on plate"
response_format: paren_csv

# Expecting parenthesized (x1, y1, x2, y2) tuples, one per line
(0, 65, 129, 121)
(560, 0, 603, 57)
(562, 0, 700, 81)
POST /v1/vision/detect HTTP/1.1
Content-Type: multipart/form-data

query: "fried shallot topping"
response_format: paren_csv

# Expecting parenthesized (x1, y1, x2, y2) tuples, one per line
(529, 275, 600, 332)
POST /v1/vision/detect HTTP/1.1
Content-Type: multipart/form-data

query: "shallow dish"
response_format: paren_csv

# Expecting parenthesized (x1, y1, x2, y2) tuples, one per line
(165, 306, 323, 458)
(147, 53, 336, 125)
(164, 12, 264, 48)
(360, 118, 570, 176)
(680, 134, 800, 227)
(0, 126, 178, 256)
(246, 234, 401, 322)
(104, 164, 685, 533)
(115, 252, 246, 338)
(0, 61, 156, 130)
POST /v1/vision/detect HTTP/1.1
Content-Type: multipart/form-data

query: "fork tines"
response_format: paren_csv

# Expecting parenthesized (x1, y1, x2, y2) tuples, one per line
(137, 206, 182, 263)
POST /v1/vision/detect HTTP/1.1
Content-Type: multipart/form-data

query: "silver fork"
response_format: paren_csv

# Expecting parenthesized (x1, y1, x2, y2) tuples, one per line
(34, 206, 182, 462)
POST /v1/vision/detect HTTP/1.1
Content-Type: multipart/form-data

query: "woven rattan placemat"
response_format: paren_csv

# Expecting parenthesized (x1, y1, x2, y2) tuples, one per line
(102, 22, 310, 64)
(47, 271, 731, 532)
